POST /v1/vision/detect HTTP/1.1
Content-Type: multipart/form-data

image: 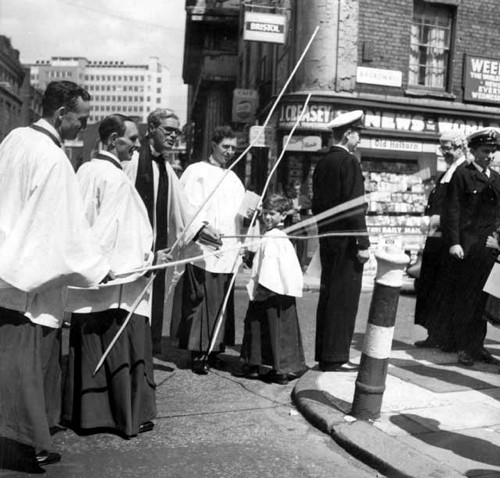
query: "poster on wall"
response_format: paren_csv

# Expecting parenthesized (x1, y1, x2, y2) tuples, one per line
(464, 54, 500, 105)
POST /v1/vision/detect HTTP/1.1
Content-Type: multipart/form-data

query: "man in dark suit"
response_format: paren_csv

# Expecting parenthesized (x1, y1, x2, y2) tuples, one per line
(442, 127, 500, 366)
(124, 109, 187, 355)
(312, 110, 370, 372)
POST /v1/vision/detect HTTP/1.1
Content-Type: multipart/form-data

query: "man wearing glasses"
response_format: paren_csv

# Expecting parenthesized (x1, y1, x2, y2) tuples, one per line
(124, 108, 187, 355)
(414, 130, 467, 352)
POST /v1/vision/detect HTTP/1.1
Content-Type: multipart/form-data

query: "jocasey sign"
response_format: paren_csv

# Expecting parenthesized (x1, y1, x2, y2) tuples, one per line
(277, 102, 499, 135)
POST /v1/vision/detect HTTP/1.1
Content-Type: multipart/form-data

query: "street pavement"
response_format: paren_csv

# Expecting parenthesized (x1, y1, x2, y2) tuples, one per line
(3, 266, 500, 477)
(289, 270, 500, 478)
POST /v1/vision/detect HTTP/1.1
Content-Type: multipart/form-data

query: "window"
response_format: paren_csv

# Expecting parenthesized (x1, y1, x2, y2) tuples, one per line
(409, 0, 454, 89)
(157, 87, 161, 94)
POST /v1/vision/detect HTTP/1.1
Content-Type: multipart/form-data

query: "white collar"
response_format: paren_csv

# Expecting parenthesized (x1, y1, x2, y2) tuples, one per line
(34, 118, 63, 144)
(334, 144, 350, 153)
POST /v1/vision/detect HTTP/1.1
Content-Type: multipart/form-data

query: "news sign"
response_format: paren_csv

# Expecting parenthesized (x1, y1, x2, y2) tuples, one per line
(243, 11, 286, 44)
(464, 54, 500, 105)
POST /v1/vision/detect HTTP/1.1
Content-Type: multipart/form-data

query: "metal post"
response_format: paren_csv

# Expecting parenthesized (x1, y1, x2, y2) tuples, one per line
(351, 239, 410, 420)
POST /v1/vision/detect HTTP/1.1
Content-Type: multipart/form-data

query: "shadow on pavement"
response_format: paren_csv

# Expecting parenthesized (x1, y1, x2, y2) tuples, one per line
(390, 414, 500, 470)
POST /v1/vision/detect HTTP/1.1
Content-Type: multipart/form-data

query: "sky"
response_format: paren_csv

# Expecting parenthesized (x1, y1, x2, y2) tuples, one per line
(0, 0, 188, 123)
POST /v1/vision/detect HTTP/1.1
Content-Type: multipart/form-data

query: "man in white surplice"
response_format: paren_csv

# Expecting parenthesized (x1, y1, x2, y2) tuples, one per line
(0, 81, 109, 471)
(64, 114, 170, 438)
(170, 126, 246, 375)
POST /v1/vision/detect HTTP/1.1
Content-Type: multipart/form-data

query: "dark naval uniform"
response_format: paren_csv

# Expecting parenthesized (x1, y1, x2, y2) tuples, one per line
(312, 145, 370, 366)
(442, 160, 500, 361)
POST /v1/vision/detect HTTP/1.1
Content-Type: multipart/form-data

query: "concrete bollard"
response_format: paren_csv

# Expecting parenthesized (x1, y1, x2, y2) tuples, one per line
(351, 239, 410, 420)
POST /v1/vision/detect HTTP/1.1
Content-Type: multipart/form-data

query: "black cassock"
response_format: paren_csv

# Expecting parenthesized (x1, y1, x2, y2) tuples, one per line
(312, 146, 370, 364)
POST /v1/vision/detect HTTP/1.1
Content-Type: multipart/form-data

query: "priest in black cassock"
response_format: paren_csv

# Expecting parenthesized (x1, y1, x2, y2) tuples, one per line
(312, 110, 370, 372)
(124, 109, 187, 355)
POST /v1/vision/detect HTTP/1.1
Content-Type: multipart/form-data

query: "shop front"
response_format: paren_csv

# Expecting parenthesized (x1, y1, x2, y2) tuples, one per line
(271, 94, 500, 270)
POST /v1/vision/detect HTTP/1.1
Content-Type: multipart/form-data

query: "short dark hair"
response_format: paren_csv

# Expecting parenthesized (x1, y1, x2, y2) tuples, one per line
(332, 124, 360, 143)
(98, 114, 135, 143)
(211, 125, 235, 145)
(262, 194, 290, 214)
(42, 81, 91, 117)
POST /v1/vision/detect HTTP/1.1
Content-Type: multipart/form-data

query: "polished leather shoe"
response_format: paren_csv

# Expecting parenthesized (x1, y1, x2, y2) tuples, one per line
(262, 370, 289, 385)
(232, 364, 259, 379)
(36, 451, 61, 466)
(479, 349, 500, 365)
(319, 361, 359, 372)
(192, 360, 209, 375)
(138, 421, 154, 434)
(457, 350, 474, 366)
(414, 337, 439, 348)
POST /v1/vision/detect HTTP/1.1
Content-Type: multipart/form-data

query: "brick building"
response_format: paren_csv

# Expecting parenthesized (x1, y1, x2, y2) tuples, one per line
(184, 0, 500, 259)
(0, 36, 42, 141)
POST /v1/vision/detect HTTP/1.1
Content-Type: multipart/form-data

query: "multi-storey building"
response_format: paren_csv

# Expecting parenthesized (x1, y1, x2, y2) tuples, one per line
(0, 36, 40, 141)
(28, 56, 171, 124)
(184, 0, 500, 261)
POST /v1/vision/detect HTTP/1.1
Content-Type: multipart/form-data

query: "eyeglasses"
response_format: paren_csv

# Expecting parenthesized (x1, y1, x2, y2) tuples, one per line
(157, 126, 182, 137)
(439, 145, 455, 153)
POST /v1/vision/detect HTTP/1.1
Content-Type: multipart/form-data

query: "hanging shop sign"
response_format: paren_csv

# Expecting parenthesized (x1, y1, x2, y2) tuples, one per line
(356, 67, 402, 87)
(243, 11, 287, 44)
(283, 135, 322, 152)
(249, 125, 275, 148)
(464, 54, 500, 105)
(232, 89, 259, 123)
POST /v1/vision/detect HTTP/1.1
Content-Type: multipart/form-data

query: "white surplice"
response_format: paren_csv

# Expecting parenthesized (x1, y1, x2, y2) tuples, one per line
(0, 120, 109, 328)
(66, 152, 154, 318)
(246, 228, 303, 301)
(180, 160, 245, 273)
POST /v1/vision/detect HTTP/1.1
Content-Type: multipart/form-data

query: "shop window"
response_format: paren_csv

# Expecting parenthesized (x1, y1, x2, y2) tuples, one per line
(409, 0, 454, 90)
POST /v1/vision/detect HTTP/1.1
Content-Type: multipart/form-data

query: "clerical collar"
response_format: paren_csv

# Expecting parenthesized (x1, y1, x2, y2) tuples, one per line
(472, 161, 490, 177)
(31, 118, 63, 148)
(95, 150, 122, 170)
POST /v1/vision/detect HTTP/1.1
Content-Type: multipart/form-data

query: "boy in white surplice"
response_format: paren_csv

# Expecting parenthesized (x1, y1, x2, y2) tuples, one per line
(239, 194, 306, 385)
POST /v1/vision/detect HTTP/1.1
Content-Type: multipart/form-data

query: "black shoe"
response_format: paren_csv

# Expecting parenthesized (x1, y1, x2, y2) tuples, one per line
(457, 350, 474, 366)
(36, 450, 61, 466)
(232, 364, 260, 379)
(414, 337, 439, 348)
(479, 349, 500, 365)
(207, 353, 225, 370)
(319, 361, 359, 372)
(192, 360, 209, 375)
(138, 421, 154, 434)
(262, 370, 289, 385)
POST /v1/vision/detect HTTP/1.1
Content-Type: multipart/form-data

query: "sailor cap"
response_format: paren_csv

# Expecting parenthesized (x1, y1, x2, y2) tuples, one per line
(467, 127, 500, 147)
(327, 110, 364, 130)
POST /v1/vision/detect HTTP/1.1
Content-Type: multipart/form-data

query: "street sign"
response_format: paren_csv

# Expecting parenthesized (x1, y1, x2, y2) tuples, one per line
(243, 11, 287, 44)
(232, 89, 259, 123)
(249, 126, 275, 148)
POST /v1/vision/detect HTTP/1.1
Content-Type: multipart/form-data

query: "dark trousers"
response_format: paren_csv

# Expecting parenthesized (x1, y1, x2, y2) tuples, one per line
(315, 238, 364, 363)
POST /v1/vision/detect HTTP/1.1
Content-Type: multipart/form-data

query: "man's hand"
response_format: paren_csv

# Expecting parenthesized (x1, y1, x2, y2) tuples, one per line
(449, 244, 464, 260)
(154, 248, 173, 265)
(357, 249, 370, 264)
(486, 233, 500, 251)
(197, 223, 223, 249)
